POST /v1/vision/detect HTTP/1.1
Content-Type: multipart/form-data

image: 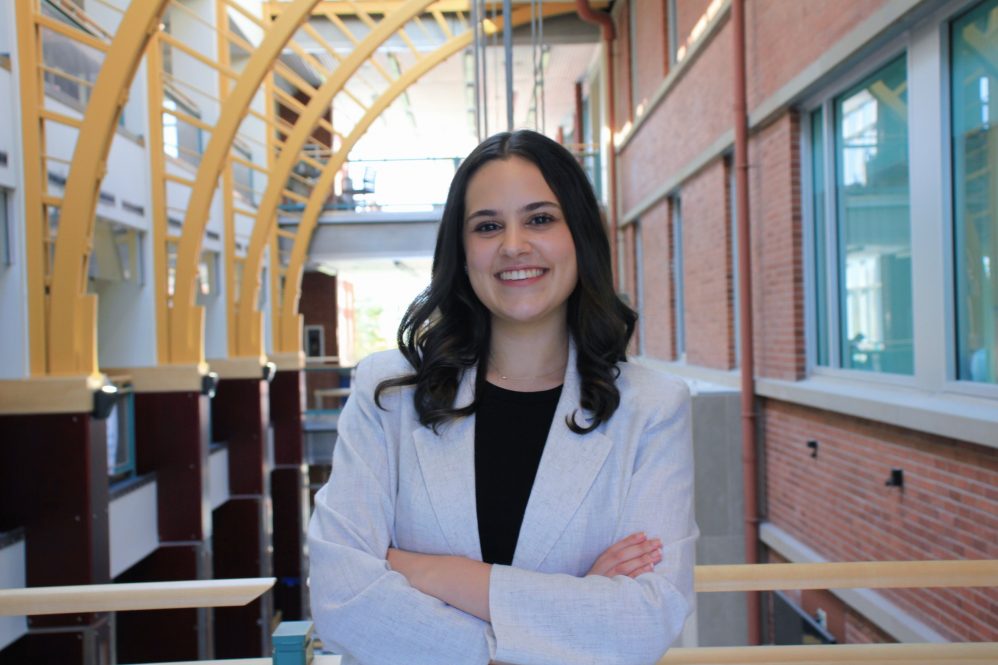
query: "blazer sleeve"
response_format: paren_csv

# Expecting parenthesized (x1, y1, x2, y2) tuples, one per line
(487, 379, 697, 665)
(307, 355, 497, 665)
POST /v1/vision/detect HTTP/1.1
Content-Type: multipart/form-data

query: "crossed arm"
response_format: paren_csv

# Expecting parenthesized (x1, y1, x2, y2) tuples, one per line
(387, 532, 665, 622)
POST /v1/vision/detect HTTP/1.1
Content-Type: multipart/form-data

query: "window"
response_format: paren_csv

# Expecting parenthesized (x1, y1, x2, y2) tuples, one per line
(728, 157, 741, 366)
(0, 189, 10, 266)
(951, 0, 998, 384)
(163, 94, 204, 167)
(305, 325, 325, 359)
(667, 0, 679, 68)
(635, 221, 645, 355)
(810, 55, 913, 375)
(672, 195, 685, 359)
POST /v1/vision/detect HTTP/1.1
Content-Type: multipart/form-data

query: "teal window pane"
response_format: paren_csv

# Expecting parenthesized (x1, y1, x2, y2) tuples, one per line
(834, 56, 913, 374)
(952, 0, 998, 384)
(1, 190, 9, 266)
(811, 108, 829, 366)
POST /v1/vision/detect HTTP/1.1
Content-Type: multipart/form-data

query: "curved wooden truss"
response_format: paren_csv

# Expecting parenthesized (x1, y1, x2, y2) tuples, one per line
(17, 0, 171, 375)
(26, 0, 605, 371)
(271, 3, 590, 355)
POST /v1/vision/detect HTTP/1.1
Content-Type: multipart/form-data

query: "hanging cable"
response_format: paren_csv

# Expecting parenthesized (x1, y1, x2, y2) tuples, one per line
(470, 0, 482, 141)
(539, 0, 546, 135)
(502, 0, 514, 131)
(530, 0, 538, 131)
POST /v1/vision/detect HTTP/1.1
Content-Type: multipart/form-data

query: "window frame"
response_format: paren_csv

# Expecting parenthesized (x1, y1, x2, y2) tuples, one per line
(671, 193, 686, 360)
(799, 0, 998, 401)
(0, 189, 10, 267)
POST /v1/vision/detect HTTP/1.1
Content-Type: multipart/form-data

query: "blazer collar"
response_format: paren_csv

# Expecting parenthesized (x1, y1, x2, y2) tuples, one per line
(410, 339, 613, 570)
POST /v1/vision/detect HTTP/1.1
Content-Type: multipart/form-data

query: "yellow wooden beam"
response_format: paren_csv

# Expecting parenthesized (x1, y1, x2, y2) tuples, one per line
(160, 32, 239, 81)
(694, 560, 998, 593)
(658, 643, 998, 665)
(46, 0, 170, 375)
(268, 0, 473, 15)
(15, 0, 48, 375)
(274, 4, 578, 352)
(0, 578, 274, 616)
(35, 13, 109, 53)
(233, 0, 436, 358)
(146, 30, 171, 365)
(168, 0, 327, 366)
(218, 0, 238, 362)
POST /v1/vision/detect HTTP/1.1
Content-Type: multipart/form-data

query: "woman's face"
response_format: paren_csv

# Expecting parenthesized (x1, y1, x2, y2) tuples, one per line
(463, 156, 578, 330)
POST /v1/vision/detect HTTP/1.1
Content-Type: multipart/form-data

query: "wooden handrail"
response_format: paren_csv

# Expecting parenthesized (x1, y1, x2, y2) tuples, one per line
(694, 560, 998, 593)
(658, 642, 998, 664)
(0, 577, 274, 616)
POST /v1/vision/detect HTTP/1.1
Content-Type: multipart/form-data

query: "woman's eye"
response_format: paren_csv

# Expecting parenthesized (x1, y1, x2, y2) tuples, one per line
(473, 221, 500, 233)
(528, 214, 555, 226)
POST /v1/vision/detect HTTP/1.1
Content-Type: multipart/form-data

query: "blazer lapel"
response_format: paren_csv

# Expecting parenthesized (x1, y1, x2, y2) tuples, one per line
(410, 366, 482, 560)
(513, 342, 613, 572)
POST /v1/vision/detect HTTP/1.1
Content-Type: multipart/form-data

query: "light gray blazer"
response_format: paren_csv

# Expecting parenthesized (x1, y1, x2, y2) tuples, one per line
(307, 344, 696, 665)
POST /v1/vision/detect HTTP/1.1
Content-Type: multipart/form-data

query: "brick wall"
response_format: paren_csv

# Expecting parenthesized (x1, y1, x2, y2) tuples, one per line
(614, 0, 634, 125)
(748, 111, 805, 380)
(300, 271, 337, 359)
(632, 0, 668, 109)
(764, 399, 998, 641)
(617, 20, 733, 213)
(746, 0, 891, 113)
(638, 198, 675, 360)
(675, 0, 715, 52)
(680, 159, 734, 369)
(844, 610, 894, 644)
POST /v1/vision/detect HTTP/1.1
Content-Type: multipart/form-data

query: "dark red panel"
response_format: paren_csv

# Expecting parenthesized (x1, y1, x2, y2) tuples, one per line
(134, 391, 211, 541)
(271, 466, 309, 620)
(211, 378, 268, 495)
(270, 370, 304, 466)
(213, 498, 272, 657)
(115, 544, 211, 663)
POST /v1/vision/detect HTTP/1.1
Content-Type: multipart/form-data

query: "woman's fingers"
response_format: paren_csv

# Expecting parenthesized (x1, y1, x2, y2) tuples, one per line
(588, 532, 663, 577)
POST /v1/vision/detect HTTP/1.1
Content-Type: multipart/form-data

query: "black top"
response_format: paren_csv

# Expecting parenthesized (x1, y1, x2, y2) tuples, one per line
(474, 380, 563, 566)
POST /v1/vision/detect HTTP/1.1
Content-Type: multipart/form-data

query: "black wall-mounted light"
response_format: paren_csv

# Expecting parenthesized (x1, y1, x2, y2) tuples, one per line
(885, 468, 904, 489)
(201, 371, 219, 399)
(92, 383, 118, 420)
(806, 440, 819, 458)
(262, 361, 277, 383)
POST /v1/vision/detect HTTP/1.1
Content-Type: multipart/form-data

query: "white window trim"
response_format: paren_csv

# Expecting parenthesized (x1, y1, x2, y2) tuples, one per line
(800, 0, 998, 406)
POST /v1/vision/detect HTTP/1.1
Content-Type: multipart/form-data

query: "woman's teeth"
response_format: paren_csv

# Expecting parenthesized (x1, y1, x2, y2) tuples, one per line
(499, 268, 544, 281)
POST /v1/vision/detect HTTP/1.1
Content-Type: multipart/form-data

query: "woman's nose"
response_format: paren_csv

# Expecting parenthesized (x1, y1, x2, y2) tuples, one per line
(500, 225, 529, 256)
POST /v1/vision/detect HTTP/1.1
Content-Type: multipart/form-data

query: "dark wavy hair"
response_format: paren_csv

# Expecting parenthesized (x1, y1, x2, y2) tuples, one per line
(375, 129, 636, 433)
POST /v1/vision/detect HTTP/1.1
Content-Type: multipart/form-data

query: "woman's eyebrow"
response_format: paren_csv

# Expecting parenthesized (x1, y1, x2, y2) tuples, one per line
(465, 201, 561, 223)
(519, 200, 561, 213)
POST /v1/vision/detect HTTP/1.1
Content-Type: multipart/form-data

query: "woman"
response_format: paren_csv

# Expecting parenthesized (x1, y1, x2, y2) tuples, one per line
(307, 130, 696, 665)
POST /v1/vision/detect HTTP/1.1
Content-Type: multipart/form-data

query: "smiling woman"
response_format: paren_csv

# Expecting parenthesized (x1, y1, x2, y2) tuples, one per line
(307, 130, 697, 665)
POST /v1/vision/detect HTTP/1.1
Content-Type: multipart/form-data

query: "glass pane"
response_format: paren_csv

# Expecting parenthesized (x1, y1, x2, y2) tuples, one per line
(672, 197, 685, 357)
(835, 56, 913, 374)
(952, 0, 998, 384)
(811, 108, 829, 366)
(1, 190, 9, 266)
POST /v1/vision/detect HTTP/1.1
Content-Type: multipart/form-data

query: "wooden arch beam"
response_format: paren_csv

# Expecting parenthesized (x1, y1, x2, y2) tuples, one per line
(232, 0, 437, 358)
(46, 1, 171, 375)
(273, 4, 588, 353)
(167, 0, 326, 365)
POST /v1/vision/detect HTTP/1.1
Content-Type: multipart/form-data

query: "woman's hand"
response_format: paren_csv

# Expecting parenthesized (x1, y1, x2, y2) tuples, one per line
(587, 532, 662, 578)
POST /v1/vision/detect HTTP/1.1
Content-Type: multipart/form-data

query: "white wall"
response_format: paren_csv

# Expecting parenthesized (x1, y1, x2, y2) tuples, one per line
(0, 30, 32, 378)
